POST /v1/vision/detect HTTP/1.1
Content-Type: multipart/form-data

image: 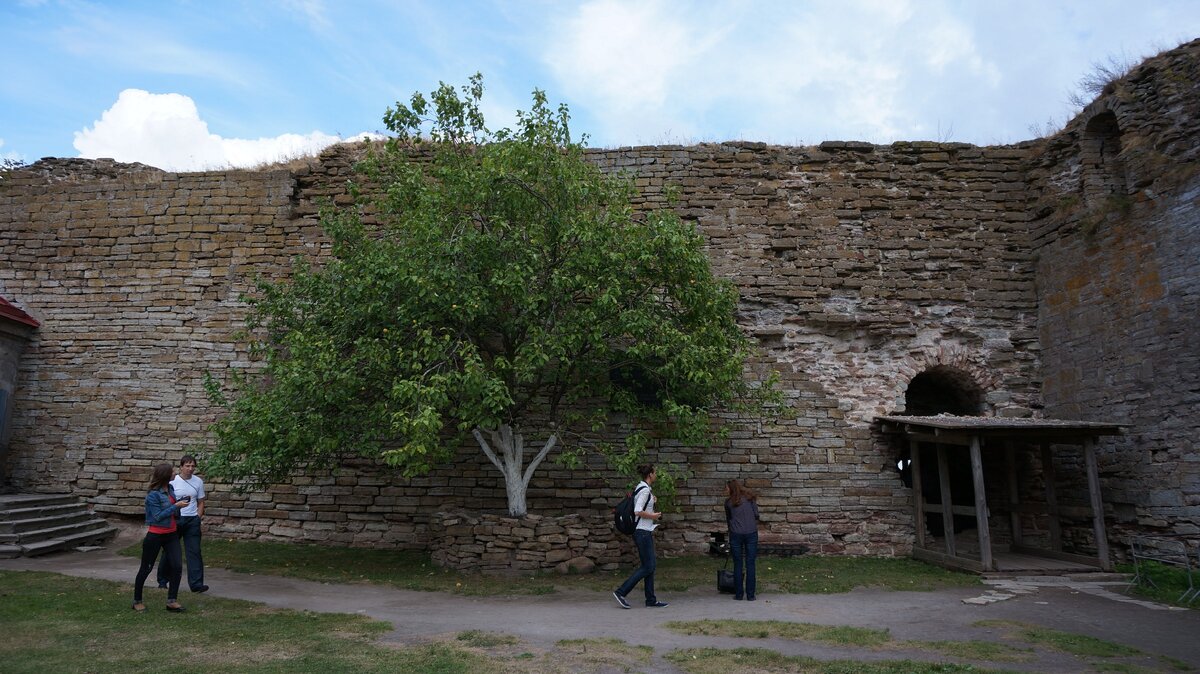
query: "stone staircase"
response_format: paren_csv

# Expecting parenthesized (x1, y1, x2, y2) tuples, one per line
(0, 493, 118, 558)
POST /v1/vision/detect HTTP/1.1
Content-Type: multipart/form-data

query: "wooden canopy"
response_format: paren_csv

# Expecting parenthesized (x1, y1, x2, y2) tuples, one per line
(877, 415, 1126, 573)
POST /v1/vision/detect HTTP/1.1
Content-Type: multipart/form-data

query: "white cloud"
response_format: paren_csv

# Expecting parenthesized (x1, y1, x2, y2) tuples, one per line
(544, 0, 1009, 145)
(73, 89, 379, 172)
(1, 139, 23, 163)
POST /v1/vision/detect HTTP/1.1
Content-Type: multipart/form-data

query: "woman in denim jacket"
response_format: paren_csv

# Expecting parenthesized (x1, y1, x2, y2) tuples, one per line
(132, 463, 190, 612)
(724, 479, 760, 601)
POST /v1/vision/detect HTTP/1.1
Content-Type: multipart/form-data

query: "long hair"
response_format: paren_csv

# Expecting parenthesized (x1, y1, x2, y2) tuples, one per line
(149, 463, 174, 491)
(727, 479, 755, 507)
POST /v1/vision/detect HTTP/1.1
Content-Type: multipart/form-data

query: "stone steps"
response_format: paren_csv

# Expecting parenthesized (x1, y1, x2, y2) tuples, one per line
(0, 493, 118, 558)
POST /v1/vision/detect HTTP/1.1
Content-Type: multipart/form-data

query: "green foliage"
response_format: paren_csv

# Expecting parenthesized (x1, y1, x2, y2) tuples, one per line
(204, 75, 775, 498)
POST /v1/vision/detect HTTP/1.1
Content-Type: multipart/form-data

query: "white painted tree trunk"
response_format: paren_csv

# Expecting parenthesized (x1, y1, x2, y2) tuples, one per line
(473, 424, 558, 517)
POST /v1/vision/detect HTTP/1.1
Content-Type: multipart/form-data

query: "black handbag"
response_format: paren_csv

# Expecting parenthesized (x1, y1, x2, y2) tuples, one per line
(717, 558, 736, 594)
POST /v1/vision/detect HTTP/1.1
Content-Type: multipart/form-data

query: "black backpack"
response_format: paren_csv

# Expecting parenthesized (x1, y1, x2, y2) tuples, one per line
(613, 484, 648, 535)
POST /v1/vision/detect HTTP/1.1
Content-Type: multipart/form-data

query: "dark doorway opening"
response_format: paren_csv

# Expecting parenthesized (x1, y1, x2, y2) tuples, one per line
(895, 366, 984, 536)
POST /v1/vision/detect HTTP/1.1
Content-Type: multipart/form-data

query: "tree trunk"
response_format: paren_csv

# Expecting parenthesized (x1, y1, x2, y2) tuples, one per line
(473, 424, 558, 517)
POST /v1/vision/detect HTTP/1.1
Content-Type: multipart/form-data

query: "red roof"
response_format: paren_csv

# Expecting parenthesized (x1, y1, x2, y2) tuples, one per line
(0, 296, 40, 328)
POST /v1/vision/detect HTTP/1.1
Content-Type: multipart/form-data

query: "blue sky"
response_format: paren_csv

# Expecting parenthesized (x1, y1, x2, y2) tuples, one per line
(2, 0, 1198, 171)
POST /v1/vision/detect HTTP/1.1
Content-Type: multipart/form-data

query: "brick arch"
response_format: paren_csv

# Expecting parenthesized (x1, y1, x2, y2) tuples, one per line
(891, 344, 997, 416)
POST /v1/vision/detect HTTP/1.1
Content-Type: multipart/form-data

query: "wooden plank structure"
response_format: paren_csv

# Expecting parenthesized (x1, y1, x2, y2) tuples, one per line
(876, 415, 1126, 574)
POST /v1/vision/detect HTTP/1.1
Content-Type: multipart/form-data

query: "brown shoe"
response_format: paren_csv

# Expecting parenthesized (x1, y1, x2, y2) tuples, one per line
(131, 602, 146, 613)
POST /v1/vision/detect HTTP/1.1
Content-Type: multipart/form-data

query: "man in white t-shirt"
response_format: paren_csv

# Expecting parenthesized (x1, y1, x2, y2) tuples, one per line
(156, 455, 208, 593)
(612, 464, 669, 609)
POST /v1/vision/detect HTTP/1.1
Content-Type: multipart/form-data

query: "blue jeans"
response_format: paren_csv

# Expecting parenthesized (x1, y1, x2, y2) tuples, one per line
(157, 515, 204, 590)
(731, 531, 758, 598)
(616, 529, 657, 604)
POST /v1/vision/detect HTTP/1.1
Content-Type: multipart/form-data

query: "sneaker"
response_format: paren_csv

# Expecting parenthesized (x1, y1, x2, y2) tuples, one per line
(646, 601, 669, 608)
(156, 583, 167, 589)
(613, 591, 631, 609)
(191, 585, 209, 593)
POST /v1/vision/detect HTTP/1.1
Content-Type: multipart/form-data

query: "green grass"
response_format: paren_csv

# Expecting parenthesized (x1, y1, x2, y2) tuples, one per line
(975, 619, 1140, 658)
(0, 569, 504, 673)
(121, 538, 559, 596)
(664, 647, 1015, 674)
(122, 539, 981, 597)
(664, 619, 891, 647)
(1118, 560, 1199, 609)
(664, 619, 1031, 662)
(973, 620, 1191, 672)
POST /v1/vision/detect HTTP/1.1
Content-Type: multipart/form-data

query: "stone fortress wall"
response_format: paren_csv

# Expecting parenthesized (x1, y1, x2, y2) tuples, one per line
(0, 40, 1196, 558)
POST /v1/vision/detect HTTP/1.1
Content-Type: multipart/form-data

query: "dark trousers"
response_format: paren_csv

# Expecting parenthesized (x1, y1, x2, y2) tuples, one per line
(731, 530, 758, 598)
(135, 531, 181, 602)
(616, 529, 657, 604)
(157, 515, 203, 590)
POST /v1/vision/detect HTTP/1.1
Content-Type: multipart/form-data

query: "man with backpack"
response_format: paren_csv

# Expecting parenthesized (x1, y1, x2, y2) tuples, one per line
(613, 463, 669, 609)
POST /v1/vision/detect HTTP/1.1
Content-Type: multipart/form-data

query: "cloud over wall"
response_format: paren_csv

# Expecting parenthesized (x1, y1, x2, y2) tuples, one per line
(73, 89, 378, 172)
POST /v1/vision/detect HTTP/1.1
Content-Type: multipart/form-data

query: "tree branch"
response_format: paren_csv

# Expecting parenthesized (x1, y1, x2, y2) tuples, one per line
(473, 427, 505, 473)
(522, 432, 558, 485)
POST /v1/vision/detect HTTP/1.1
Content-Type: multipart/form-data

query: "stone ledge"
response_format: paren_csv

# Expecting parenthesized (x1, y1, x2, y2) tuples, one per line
(428, 510, 626, 573)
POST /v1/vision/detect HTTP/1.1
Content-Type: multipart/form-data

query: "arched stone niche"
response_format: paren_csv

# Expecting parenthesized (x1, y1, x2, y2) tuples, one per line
(1080, 109, 1128, 206)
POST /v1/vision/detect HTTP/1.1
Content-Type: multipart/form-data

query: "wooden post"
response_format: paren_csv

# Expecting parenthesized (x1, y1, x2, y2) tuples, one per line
(1040, 443, 1062, 552)
(936, 444, 956, 558)
(970, 435, 993, 571)
(1083, 438, 1112, 571)
(910, 439, 925, 549)
(1005, 441, 1022, 550)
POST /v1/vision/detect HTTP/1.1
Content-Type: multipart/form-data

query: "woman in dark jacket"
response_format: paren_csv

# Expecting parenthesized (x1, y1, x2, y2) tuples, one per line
(132, 462, 189, 612)
(724, 479, 760, 600)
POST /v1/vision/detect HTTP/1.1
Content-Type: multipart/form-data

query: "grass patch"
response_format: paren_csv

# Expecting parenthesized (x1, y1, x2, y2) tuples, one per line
(1118, 561, 1199, 609)
(555, 637, 654, 672)
(905, 639, 1032, 663)
(576, 553, 980, 595)
(975, 619, 1140, 658)
(456, 630, 520, 648)
(0, 569, 504, 673)
(664, 619, 1030, 662)
(124, 539, 979, 597)
(664, 647, 1011, 673)
(663, 619, 890, 647)
(121, 538, 558, 596)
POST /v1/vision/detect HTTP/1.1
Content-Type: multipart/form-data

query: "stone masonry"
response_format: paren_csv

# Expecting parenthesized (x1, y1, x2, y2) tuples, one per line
(0, 40, 1196, 562)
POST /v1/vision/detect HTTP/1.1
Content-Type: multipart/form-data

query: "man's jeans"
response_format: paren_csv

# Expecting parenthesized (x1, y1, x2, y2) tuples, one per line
(730, 530, 758, 598)
(616, 529, 657, 604)
(157, 515, 204, 590)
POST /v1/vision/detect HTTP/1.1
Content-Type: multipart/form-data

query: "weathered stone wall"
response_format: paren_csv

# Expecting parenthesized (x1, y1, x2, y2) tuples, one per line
(428, 511, 623, 573)
(3, 39, 1195, 558)
(0, 137, 1041, 557)
(1027, 39, 1200, 543)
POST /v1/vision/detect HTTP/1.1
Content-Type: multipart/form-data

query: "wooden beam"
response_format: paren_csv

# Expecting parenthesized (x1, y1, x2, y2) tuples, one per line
(1005, 441, 1023, 549)
(910, 439, 925, 549)
(1040, 443, 1062, 552)
(924, 504, 977, 517)
(1008, 503, 1093, 518)
(1083, 438, 1113, 571)
(912, 546, 985, 574)
(970, 435, 994, 571)
(936, 443, 956, 558)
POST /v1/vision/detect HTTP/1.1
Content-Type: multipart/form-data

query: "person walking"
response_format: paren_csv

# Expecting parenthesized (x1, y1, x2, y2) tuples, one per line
(724, 479, 760, 601)
(156, 454, 208, 593)
(132, 462, 189, 613)
(613, 464, 669, 609)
